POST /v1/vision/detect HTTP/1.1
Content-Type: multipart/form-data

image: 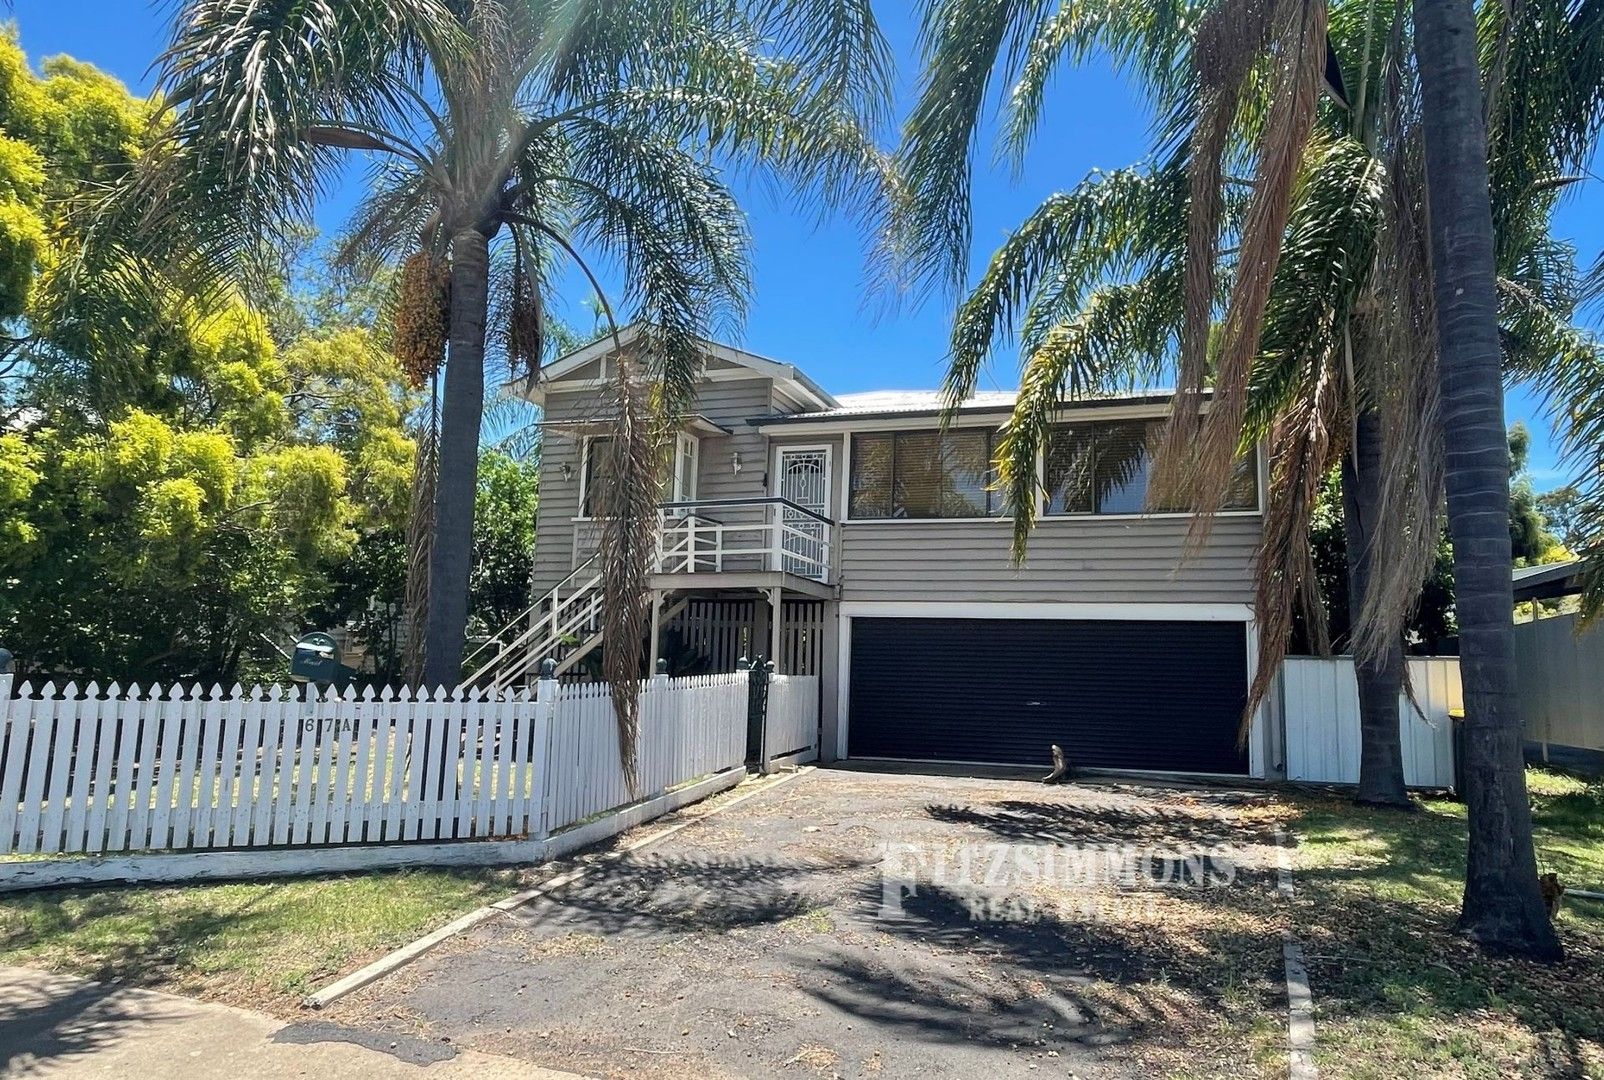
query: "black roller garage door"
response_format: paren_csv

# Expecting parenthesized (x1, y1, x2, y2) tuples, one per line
(847, 617, 1249, 774)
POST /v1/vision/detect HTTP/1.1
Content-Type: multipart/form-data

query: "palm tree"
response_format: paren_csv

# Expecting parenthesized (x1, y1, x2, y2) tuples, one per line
(899, 0, 1599, 952)
(1411, 0, 1562, 958)
(898, 0, 1421, 805)
(117, 0, 892, 723)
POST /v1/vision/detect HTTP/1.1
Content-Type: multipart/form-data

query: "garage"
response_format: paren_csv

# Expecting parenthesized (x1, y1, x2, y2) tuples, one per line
(846, 616, 1250, 774)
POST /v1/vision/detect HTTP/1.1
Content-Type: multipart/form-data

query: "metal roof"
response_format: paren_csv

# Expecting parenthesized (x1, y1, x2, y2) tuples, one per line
(752, 389, 1187, 427)
(1512, 559, 1589, 602)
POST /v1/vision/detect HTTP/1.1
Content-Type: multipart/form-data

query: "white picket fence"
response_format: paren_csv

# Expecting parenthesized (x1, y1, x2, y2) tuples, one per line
(548, 674, 747, 832)
(765, 674, 820, 762)
(0, 671, 751, 859)
(1282, 657, 1461, 788)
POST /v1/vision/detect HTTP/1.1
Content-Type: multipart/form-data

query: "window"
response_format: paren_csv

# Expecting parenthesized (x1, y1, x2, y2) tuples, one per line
(580, 436, 614, 517)
(848, 420, 1259, 520)
(849, 429, 1004, 519)
(1094, 419, 1161, 514)
(581, 432, 699, 518)
(672, 432, 699, 504)
(1044, 419, 1259, 515)
(848, 433, 893, 518)
(1044, 424, 1095, 514)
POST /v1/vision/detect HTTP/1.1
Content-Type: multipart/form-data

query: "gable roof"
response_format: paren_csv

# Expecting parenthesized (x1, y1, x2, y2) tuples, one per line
(514, 324, 837, 410)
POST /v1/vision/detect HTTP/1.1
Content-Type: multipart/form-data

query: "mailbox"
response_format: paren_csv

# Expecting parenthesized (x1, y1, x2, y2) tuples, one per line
(291, 632, 342, 685)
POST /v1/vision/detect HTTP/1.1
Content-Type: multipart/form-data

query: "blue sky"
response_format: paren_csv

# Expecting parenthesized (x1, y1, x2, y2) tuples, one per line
(9, 0, 1599, 488)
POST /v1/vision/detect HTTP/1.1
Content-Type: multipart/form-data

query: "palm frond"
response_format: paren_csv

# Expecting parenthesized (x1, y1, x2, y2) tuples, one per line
(1351, 129, 1444, 665)
(1245, 134, 1383, 440)
(1245, 358, 1346, 736)
(897, 0, 1057, 298)
(943, 164, 1188, 409)
(1538, 332, 1604, 624)
(992, 278, 1179, 560)
(1165, 0, 1328, 535)
(1002, 0, 1200, 167)
(756, 0, 895, 132)
(1156, 0, 1282, 506)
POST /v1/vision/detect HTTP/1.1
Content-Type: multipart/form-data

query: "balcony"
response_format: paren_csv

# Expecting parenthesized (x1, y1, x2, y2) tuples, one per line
(653, 498, 836, 596)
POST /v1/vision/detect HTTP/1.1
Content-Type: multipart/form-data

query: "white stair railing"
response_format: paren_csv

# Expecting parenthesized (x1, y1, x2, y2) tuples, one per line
(463, 560, 695, 692)
(463, 555, 603, 690)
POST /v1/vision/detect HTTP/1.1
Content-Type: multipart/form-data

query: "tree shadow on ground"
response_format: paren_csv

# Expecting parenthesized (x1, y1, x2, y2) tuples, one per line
(1269, 819, 1604, 1076)
(924, 796, 1278, 849)
(0, 971, 185, 1076)
(795, 876, 1283, 1062)
(511, 850, 878, 936)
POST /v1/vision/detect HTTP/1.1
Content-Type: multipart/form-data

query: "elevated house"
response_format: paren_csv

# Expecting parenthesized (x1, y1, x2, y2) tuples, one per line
(471, 327, 1271, 779)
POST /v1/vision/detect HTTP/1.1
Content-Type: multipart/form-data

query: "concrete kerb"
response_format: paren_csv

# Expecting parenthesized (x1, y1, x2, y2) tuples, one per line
(302, 766, 814, 1010)
(1276, 827, 1318, 1080)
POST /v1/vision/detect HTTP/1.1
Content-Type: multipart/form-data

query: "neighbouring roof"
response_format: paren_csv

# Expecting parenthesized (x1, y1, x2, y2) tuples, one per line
(1512, 559, 1590, 602)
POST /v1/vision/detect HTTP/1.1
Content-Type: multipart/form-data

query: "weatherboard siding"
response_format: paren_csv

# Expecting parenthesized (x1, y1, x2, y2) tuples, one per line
(529, 389, 589, 600)
(836, 515, 1260, 605)
(529, 365, 1261, 610)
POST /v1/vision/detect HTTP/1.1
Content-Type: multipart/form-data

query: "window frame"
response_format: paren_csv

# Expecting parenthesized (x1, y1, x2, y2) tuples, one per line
(672, 430, 700, 505)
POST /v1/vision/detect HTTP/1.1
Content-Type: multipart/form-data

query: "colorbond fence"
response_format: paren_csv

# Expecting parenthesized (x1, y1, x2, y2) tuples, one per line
(1281, 657, 1460, 788)
(0, 671, 756, 859)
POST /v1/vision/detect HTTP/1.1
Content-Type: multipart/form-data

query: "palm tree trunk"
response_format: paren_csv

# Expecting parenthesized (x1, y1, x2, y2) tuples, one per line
(1412, 0, 1561, 958)
(422, 228, 490, 689)
(1342, 407, 1411, 808)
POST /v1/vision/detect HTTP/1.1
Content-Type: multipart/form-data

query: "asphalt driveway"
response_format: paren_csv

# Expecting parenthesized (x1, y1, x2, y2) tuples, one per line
(324, 766, 1291, 1079)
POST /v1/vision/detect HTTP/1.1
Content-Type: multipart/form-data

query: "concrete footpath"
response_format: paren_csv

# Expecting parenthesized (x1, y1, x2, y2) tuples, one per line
(0, 966, 586, 1079)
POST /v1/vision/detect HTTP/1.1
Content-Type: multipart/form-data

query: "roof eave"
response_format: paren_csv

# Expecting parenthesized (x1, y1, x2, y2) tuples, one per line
(749, 391, 1186, 431)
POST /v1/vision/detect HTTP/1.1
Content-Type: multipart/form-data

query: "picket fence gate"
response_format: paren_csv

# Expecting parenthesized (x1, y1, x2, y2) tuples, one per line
(0, 671, 755, 858)
(764, 674, 821, 762)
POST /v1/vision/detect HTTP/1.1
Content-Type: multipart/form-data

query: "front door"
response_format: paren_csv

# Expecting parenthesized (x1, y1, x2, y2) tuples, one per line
(775, 447, 831, 578)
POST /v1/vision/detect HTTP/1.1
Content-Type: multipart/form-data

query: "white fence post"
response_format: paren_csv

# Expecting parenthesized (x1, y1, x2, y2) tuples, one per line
(0, 673, 16, 853)
(646, 662, 671, 799)
(531, 661, 559, 839)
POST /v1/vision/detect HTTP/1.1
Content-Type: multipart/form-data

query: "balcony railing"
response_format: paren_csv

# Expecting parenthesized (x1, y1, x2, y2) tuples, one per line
(655, 498, 835, 582)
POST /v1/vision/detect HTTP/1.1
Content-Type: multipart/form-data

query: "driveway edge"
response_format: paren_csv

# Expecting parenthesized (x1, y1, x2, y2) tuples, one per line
(1276, 827, 1318, 1080)
(303, 766, 814, 1010)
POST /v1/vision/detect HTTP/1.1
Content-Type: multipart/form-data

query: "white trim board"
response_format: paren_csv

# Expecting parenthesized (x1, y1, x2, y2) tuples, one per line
(837, 602, 1254, 621)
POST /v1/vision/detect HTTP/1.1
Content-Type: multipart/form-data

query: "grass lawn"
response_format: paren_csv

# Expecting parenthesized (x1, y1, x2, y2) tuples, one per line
(1288, 768, 1604, 1079)
(0, 867, 522, 1013)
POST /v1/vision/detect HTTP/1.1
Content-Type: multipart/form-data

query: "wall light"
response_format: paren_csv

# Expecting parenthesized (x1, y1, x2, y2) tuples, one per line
(560, 462, 574, 481)
(731, 450, 743, 475)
